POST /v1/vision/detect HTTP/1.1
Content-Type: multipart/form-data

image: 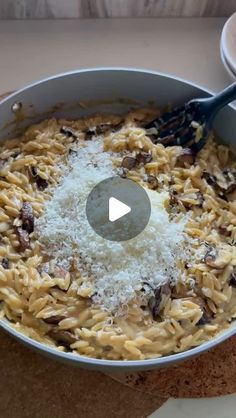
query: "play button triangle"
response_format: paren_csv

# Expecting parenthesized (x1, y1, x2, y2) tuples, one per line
(109, 197, 131, 222)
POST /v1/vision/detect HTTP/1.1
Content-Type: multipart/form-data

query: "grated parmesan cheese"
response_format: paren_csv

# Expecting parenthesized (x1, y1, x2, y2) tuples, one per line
(36, 138, 188, 313)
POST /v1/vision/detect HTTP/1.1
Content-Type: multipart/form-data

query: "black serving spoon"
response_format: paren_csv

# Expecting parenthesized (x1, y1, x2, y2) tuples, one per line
(145, 82, 236, 152)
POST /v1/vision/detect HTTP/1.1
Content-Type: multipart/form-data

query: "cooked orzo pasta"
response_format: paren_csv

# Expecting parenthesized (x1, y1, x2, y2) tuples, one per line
(0, 107, 236, 360)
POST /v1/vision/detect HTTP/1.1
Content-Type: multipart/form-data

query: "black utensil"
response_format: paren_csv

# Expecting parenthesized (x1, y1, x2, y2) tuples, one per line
(145, 82, 236, 152)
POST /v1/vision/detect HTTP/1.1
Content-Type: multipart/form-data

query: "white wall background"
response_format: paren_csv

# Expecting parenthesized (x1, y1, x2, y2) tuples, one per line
(0, 0, 236, 18)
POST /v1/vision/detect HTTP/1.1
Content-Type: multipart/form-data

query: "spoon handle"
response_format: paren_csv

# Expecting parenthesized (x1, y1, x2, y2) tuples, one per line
(206, 82, 236, 116)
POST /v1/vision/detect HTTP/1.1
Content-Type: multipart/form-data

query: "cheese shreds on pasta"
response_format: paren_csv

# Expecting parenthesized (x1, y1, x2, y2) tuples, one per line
(36, 138, 188, 313)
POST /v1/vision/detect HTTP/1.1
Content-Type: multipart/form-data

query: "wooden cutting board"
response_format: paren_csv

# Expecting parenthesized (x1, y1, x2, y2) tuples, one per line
(0, 329, 166, 418)
(108, 335, 236, 398)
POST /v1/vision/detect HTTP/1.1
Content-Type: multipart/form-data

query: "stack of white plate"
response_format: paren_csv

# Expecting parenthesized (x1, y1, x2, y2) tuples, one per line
(220, 12, 236, 81)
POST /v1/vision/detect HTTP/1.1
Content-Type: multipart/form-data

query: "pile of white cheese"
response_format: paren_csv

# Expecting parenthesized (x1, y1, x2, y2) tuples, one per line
(36, 138, 188, 313)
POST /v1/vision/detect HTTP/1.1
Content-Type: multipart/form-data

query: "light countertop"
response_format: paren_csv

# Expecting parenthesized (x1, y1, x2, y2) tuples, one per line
(0, 18, 232, 94)
(0, 18, 235, 418)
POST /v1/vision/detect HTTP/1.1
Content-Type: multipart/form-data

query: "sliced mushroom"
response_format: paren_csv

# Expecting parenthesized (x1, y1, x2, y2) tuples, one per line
(48, 328, 77, 349)
(169, 191, 179, 206)
(218, 225, 231, 237)
(1, 258, 9, 269)
(203, 245, 231, 269)
(221, 168, 236, 194)
(178, 192, 204, 210)
(190, 296, 206, 310)
(60, 126, 78, 140)
(170, 191, 204, 210)
(136, 152, 152, 164)
(224, 184, 236, 194)
(103, 345, 112, 352)
(21, 202, 34, 234)
(68, 148, 78, 157)
(35, 176, 48, 191)
(96, 123, 114, 135)
(29, 166, 48, 190)
(186, 296, 212, 326)
(44, 315, 66, 325)
(196, 309, 211, 326)
(85, 124, 111, 140)
(148, 282, 171, 320)
(29, 166, 38, 178)
(161, 283, 171, 297)
(95, 121, 122, 136)
(202, 169, 236, 196)
(121, 156, 138, 170)
(219, 193, 228, 202)
(153, 134, 175, 146)
(202, 171, 218, 187)
(15, 227, 30, 251)
(147, 175, 159, 190)
(84, 122, 118, 140)
(176, 148, 195, 167)
(148, 296, 160, 319)
(118, 167, 128, 178)
(229, 268, 236, 287)
(204, 247, 217, 267)
(84, 127, 96, 140)
(196, 192, 204, 207)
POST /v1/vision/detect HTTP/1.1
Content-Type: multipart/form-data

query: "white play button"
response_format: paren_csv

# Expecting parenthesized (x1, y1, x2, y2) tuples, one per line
(86, 176, 151, 241)
(109, 197, 131, 222)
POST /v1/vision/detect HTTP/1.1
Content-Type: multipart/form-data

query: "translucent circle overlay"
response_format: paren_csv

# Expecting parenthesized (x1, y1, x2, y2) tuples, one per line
(86, 176, 151, 242)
